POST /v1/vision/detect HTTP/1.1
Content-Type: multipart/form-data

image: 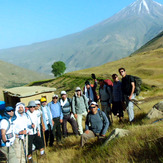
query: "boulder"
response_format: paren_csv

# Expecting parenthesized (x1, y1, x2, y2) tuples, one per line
(147, 101, 163, 119)
(103, 128, 130, 146)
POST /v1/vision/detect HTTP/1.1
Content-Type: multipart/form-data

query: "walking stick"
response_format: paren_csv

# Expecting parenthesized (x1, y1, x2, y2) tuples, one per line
(130, 100, 142, 110)
(21, 128, 27, 163)
(7, 147, 9, 163)
(41, 115, 46, 149)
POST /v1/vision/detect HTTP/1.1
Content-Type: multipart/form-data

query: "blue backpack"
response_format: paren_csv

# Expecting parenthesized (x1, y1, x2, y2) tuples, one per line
(0, 116, 10, 147)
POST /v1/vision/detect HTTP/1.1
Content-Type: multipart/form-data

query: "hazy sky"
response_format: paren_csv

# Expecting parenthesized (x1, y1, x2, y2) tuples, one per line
(0, 0, 162, 49)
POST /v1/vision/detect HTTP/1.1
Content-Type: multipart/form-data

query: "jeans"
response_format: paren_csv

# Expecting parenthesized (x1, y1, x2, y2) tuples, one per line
(124, 93, 136, 122)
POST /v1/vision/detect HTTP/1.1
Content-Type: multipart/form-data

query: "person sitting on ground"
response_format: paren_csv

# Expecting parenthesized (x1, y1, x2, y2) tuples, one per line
(112, 74, 124, 122)
(59, 91, 78, 137)
(118, 68, 136, 124)
(14, 102, 31, 163)
(26, 101, 45, 162)
(99, 79, 112, 123)
(48, 95, 63, 146)
(83, 74, 98, 105)
(81, 102, 109, 147)
(0, 106, 18, 163)
(41, 97, 54, 147)
(72, 87, 89, 135)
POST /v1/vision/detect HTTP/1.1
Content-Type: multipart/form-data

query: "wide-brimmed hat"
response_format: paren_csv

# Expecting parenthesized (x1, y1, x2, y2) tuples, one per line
(28, 101, 37, 107)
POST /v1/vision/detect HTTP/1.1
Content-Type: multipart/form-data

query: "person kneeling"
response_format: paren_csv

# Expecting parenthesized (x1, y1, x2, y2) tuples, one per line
(81, 102, 109, 147)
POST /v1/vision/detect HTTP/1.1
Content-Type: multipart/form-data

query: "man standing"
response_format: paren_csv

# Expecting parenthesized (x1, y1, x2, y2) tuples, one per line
(14, 102, 31, 163)
(112, 74, 124, 122)
(26, 101, 45, 162)
(40, 97, 54, 146)
(72, 87, 88, 135)
(119, 68, 136, 123)
(59, 91, 78, 137)
(0, 106, 18, 163)
(81, 102, 109, 147)
(99, 79, 112, 123)
(83, 74, 98, 105)
(48, 95, 63, 146)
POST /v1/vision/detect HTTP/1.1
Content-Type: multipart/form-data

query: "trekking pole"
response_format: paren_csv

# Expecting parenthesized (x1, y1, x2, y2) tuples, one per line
(7, 147, 9, 163)
(22, 128, 27, 163)
(130, 100, 141, 110)
(41, 115, 46, 149)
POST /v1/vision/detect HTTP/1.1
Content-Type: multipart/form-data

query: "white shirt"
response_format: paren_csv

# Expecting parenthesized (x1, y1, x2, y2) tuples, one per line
(14, 113, 31, 139)
(0, 119, 15, 145)
(26, 110, 39, 135)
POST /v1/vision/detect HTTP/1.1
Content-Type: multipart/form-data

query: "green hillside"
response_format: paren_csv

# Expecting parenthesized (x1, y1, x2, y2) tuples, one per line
(0, 60, 51, 88)
(27, 29, 163, 163)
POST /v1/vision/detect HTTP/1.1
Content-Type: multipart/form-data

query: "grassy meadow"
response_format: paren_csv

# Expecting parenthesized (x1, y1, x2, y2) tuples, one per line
(28, 46, 163, 162)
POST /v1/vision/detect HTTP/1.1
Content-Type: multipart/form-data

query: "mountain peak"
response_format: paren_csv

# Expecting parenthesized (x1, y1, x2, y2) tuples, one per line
(129, 0, 163, 15)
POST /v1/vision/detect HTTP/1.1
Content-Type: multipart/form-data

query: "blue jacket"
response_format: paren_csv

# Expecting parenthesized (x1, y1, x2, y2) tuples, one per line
(41, 105, 53, 130)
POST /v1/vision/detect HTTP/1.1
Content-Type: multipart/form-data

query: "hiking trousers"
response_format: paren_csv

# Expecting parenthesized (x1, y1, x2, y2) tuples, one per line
(124, 93, 136, 122)
(14, 137, 26, 163)
(76, 111, 87, 135)
(81, 130, 96, 147)
(50, 117, 62, 145)
(101, 105, 111, 124)
(0, 144, 18, 163)
(62, 114, 78, 137)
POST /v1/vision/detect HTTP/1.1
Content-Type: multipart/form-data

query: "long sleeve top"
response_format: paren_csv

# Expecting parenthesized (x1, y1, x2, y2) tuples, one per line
(85, 110, 109, 135)
(48, 101, 63, 119)
(72, 95, 88, 114)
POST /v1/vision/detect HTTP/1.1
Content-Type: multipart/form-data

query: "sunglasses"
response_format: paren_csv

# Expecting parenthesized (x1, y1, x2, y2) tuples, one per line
(90, 106, 96, 109)
(120, 71, 124, 73)
(7, 110, 14, 112)
(53, 97, 58, 99)
(29, 106, 35, 108)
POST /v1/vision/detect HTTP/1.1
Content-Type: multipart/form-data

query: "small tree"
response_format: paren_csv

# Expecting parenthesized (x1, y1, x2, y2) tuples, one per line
(51, 61, 66, 77)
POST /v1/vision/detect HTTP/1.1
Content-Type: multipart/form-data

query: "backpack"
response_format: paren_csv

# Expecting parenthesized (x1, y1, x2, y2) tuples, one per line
(99, 79, 113, 98)
(87, 110, 106, 127)
(74, 95, 87, 107)
(131, 76, 142, 96)
(0, 116, 10, 147)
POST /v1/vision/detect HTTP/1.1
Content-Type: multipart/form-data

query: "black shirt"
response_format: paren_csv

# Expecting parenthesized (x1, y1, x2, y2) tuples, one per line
(121, 75, 135, 96)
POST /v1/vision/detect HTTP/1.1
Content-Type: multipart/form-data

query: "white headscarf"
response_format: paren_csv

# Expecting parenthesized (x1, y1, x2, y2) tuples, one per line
(15, 102, 25, 117)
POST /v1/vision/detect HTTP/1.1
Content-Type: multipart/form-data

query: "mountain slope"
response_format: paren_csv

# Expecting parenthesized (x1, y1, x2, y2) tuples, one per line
(0, 60, 51, 88)
(0, 0, 163, 74)
(131, 30, 163, 54)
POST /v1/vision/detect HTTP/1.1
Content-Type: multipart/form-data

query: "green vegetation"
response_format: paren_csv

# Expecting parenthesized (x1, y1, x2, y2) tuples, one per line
(51, 61, 66, 77)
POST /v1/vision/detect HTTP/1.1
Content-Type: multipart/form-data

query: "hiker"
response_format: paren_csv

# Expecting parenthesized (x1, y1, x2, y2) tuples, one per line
(14, 102, 31, 163)
(72, 87, 89, 135)
(40, 97, 54, 146)
(26, 101, 45, 162)
(83, 73, 98, 105)
(99, 79, 112, 123)
(112, 74, 124, 122)
(0, 106, 18, 163)
(48, 95, 63, 146)
(81, 102, 109, 147)
(59, 91, 78, 137)
(119, 68, 136, 123)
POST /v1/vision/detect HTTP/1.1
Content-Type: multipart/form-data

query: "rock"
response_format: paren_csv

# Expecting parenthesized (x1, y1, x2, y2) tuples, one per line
(153, 101, 163, 112)
(147, 101, 163, 119)
(103, 128, 130, 146)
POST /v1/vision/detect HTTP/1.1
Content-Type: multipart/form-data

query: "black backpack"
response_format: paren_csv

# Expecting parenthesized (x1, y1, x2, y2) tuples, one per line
(132, 76, 142, 96)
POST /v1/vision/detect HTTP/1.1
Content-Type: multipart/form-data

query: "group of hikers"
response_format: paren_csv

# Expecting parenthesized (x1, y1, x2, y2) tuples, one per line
(0, 67, 139, 163)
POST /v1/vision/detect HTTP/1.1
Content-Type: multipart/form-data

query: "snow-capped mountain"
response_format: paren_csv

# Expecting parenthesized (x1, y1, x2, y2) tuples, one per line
(0, 0, 163, 73)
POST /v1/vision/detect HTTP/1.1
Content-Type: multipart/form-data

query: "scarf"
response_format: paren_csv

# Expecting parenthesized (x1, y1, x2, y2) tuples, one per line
(60, 98, 67, 107)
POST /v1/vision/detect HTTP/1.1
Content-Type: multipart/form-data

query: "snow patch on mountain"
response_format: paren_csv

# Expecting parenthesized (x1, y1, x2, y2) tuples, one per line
(139, 0, 150, 14)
